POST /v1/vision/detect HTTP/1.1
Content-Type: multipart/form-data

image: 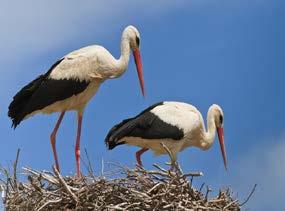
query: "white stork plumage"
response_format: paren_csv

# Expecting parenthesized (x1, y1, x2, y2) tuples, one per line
(8, 25, 145, 177)
(105, 101, 227, 170)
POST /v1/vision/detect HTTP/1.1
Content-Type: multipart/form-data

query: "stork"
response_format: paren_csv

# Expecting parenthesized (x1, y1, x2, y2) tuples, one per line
(8, 25, 145, 177)
(105, 101, 227, 170)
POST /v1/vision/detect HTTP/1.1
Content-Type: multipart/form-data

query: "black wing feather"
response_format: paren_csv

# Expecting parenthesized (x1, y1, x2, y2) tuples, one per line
(105, 102, 163, 149)
(8, 58, 89, 128)
(8, 59, 64, 120)
(105, 102, 184, 150)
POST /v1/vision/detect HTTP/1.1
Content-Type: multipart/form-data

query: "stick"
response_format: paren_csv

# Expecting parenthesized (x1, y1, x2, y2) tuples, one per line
(199, 183, 205, 192)
(182, 172, 204, 177)
(84, 148, 95, 176)
(12, 149, 20, 191)
(223, 199, 238, 210)
(240, 184, 257, 206)
(23, 167, 58, 184)
(160, 143, 175, 165)
(36, 198, 62, 211)
(52, 166, 79, 203)
(153, 163, 168, 173)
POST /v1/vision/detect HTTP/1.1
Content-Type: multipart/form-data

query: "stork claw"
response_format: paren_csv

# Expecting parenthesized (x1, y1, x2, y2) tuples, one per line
(75, 172, 83, 180)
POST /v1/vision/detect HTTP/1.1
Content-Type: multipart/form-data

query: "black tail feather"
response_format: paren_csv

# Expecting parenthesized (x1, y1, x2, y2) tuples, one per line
(8, 75, 47, 128)
(105, 102, 164, 150)
(8, 58, 64, 128)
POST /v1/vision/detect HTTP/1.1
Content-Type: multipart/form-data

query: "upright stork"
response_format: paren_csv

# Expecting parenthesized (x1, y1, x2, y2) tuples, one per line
(105, 102, 227, 170)
(8, 25, 145, 176)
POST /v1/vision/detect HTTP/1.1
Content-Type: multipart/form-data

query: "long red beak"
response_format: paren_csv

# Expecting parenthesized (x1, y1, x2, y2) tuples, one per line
(217, 127, 228, 170)
(133, 49, 145, 97)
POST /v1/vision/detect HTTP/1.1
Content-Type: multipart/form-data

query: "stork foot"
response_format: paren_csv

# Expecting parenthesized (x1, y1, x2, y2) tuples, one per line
(75, 172, 83, 180)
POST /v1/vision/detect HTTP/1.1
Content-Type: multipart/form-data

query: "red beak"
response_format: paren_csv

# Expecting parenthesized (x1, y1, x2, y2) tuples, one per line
(217, 127, 228, 170)
(133, 49, 145, 97)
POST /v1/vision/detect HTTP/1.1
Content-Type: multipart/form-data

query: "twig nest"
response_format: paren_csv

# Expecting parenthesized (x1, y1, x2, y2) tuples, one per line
(1, 164, 243, 211)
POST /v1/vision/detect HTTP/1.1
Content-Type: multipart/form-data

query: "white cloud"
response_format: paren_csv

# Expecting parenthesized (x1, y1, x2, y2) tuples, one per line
(0, 0, 191, 98)
(0, 0, 190, 65)
(228, 135, 285, 210)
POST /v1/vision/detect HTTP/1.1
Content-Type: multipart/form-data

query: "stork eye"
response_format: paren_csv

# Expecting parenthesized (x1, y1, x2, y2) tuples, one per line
(136, 36, 140, 46)
(219, 115, 223, 124)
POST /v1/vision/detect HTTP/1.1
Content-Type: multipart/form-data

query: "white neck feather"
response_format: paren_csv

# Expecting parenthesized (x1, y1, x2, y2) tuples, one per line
(113, 32, 131, 78)
(202, 109, 217, 149)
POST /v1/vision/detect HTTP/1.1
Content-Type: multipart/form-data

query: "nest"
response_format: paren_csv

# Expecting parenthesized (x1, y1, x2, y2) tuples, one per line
(0, 150, 255, 210)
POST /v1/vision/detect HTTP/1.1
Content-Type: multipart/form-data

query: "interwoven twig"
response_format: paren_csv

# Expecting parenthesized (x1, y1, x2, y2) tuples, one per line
(1, 165, 243, 211)
(0, 149, 255, 211)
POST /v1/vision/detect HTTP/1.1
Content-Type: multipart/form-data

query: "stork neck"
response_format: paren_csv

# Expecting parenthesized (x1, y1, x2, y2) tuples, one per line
(114, 35, 131, 78)
(203, 110, 217, 149)
(120, 35, 131, 62)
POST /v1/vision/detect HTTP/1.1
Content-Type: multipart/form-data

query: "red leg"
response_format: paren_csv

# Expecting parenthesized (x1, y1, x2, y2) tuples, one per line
(135, 148, 149, 166)
(50, 111, 65, 172)
(75, 112, 83, 177)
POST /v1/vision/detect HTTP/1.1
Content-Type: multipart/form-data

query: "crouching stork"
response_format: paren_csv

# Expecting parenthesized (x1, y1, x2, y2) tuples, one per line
(105, 101, 227, 170)
(8, 25, 145, 177)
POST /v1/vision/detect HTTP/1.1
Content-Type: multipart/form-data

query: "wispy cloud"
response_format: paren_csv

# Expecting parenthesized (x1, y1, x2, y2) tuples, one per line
(0, 0, 190, 65)
(228, 135, 285, 210)
(0, 0, 191, 100)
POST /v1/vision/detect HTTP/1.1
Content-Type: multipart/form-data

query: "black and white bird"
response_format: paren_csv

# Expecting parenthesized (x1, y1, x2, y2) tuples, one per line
(8, 25, 145, 177)
(105, 101, 227, 170)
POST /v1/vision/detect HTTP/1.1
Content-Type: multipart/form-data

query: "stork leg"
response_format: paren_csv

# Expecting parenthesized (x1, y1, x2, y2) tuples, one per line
(135, 148, 149, 166)
(50, 111, 65, 172)
(75, 112, 83, 177)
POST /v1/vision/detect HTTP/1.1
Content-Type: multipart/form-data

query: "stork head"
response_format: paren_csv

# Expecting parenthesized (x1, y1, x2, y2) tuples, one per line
(210, 104, 227, 170)
(123, 25, 145, 96)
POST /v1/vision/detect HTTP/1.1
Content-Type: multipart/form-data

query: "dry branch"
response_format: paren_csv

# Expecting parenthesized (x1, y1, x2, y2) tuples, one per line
(0, 149, 253, 210)
(1, 163, 243, 211)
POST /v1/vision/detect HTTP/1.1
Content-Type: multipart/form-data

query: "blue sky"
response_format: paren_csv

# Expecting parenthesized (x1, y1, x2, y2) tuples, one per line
(0, 0, 284, 210)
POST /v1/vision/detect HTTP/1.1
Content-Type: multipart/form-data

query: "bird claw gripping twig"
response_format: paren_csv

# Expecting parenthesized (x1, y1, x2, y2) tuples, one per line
(160, 142, 203, 176)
